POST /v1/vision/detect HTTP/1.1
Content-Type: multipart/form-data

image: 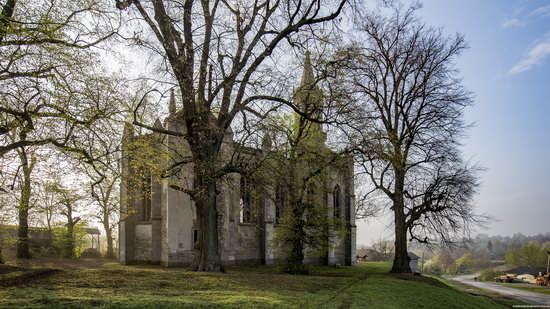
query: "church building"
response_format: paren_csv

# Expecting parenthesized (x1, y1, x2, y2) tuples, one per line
(119, 54, 357, 267)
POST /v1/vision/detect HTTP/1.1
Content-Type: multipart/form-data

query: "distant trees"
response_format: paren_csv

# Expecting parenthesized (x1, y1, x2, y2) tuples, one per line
(505, 241, 549, 267)
(338, 4, 485, 273)
(47, 182, 84, 259)
(455, 252, 473, 271)
(371, 238, 394, 257)
(87, 169, 119, 259)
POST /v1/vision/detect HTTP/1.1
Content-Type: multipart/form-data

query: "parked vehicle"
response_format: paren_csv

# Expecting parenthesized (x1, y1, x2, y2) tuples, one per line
(495, 274, 516, 283)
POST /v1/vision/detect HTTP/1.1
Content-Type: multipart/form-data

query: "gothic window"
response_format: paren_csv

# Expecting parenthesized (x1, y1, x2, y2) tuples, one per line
(333, 185, 341, 219)
(140, 175, 152, 222)
(240, 176, 251, 223)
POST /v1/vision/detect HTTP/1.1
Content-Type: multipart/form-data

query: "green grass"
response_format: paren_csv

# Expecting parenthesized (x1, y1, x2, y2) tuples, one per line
(498, 283, 550, 295)
(0, 261, 528, 308)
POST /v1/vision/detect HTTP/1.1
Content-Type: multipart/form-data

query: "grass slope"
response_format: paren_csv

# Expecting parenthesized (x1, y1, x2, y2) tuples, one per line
(0, 261, 522, 308)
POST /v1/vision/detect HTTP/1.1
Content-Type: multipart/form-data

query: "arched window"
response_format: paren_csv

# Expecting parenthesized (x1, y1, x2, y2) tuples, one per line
(333, 185, 341, 218)
(240, 176, 251, 223)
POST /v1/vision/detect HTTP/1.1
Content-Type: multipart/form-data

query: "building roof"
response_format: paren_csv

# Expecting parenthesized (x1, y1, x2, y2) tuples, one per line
(506, 266, 546, 276)
(408, 252, 420, 260)
(356, 249, 370, 257)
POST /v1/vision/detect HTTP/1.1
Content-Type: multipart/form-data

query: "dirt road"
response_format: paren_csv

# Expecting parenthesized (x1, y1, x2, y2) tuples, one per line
(451, 274, 550, 306)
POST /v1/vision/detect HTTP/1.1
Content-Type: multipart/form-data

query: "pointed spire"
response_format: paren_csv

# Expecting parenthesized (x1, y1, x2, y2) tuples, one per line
(295, 50, 323, 114)
(292, 51, 325, 142)
(169, 89, 176, 114)
(300, 50, 315, 87)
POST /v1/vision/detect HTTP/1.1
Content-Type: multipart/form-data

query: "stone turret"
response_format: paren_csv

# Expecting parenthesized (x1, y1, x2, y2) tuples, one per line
(295, 51, 324, 122)
(294, 51, 326, 146)
(168, 89, 176, 115)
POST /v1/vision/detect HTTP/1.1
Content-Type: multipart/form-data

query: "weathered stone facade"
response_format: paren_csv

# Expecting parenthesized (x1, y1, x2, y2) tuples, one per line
(119, 56, 356, 267)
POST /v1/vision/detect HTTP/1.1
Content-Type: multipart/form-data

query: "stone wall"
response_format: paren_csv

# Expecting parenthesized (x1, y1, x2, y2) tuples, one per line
(233, 224, 261, 264)
(134, 224, 152, 261)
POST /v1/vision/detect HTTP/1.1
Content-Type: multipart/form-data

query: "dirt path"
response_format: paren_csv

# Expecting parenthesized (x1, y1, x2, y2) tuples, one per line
(450, 274, 550, 306)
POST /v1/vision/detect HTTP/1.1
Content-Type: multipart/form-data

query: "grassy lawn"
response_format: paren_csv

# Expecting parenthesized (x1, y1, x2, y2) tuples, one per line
(498, 283, 550, 295)
(0, 260, 527, 308)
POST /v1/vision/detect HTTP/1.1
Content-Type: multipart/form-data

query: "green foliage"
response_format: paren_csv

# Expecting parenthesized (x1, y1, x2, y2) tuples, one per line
(425, 263, 443, 275)
(50, 223, 89, 258)
(455, 252, 473, 268)
(454, 252, 474, 274)
(426, 252, 457, 275)
(505, 241, 548, 267)
(479, 269, 498, 281)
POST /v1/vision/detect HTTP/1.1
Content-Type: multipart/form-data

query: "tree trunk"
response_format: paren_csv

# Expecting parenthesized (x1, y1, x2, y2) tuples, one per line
(46, 220, 52, 247)
(390, 171, 412, 273)
(17, 192, 31, 258)
(191, 178, 221, 272)
(285, 206, 306, 272)
(66, 222, 75, 258)
(391, 208, 411, 273)
(65, 205, 76, 259)
(0, 231, 5, 263)
(16, 148, 32, 259)
(103, 211, 115, 259)
(282, 160, 308, 274)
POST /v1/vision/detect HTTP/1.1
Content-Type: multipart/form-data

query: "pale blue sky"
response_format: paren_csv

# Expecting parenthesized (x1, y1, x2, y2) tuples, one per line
(356, 0, 550, 245)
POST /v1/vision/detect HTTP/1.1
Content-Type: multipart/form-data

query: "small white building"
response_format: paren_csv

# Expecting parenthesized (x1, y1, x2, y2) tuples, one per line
(409, 252, 420, 272)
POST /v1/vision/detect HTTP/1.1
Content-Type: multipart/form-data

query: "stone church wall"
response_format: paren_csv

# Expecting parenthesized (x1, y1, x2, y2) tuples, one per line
(233, 224, 261, 264)
(134, 224, 152, 261)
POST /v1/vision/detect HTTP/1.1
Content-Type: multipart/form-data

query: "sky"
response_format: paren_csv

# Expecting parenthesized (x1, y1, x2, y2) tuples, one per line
(356, 0, 550, 246)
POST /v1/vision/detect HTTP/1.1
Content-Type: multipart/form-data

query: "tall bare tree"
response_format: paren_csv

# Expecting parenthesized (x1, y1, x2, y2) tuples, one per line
(116, 0, 347, 272)
(339, 5, 486, 273)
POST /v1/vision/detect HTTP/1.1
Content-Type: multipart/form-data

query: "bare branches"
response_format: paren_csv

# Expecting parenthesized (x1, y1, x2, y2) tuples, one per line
(333, 4, 483, 272)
